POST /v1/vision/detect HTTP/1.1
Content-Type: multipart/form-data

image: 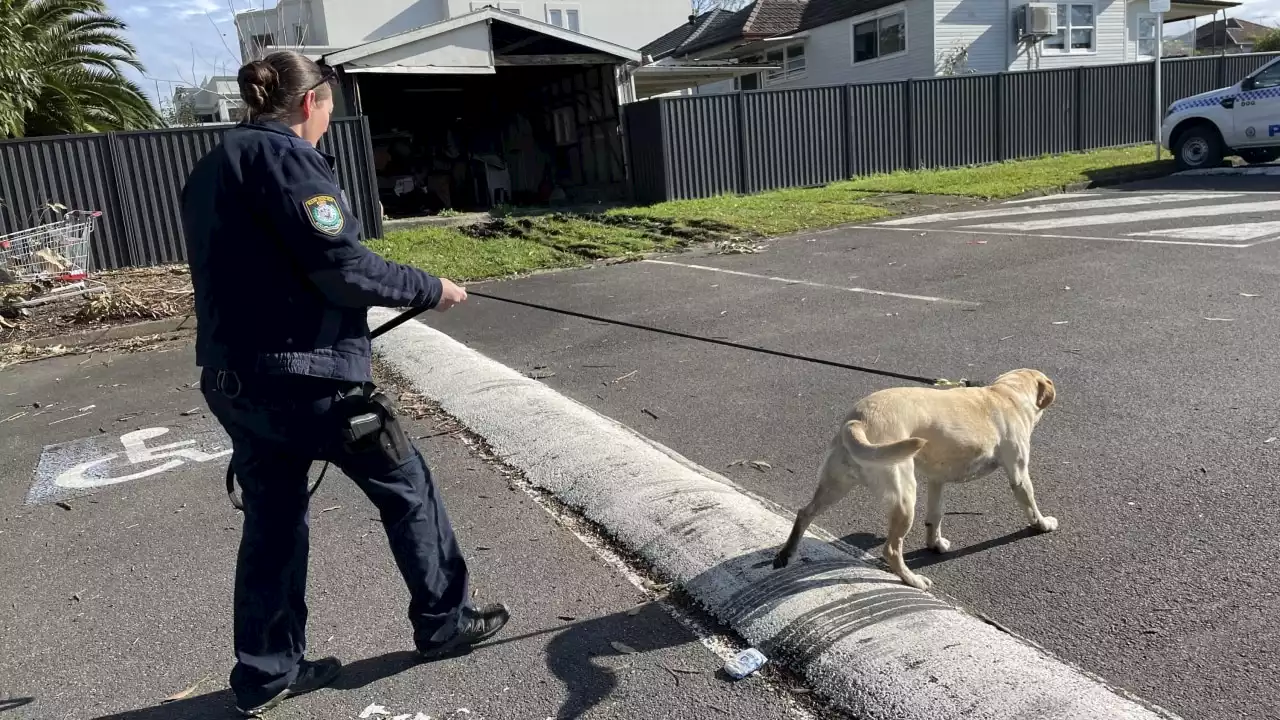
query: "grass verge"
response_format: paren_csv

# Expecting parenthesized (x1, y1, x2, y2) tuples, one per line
(841, 145, 1171, 199)
(370, 145, 1170, 281)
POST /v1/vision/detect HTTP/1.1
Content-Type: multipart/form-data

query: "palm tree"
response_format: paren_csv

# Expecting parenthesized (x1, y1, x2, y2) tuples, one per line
(0, 0, 161, 138)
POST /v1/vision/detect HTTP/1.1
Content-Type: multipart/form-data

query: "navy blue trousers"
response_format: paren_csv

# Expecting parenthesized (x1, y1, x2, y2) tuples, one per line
(201, 368, 470, 710)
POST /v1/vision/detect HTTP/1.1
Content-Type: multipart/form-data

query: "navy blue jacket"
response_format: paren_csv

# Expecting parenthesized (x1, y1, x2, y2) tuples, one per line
(180, 120, 442, 383)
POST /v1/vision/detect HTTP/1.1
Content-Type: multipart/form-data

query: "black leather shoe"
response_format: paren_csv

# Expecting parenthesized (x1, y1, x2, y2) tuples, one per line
(236, 656, 342, 717)
(418, 603, 510, 660)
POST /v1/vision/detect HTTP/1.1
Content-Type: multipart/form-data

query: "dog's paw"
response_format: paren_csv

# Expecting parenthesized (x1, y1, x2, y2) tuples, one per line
(928, 537, 953, 554)
(1035, 516, 1059, 533)
(771, 553, 791, 570)
(903, 573, 933, 591)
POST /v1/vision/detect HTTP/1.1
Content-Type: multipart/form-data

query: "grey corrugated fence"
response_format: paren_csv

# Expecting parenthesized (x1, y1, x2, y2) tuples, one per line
(0, 116, 382, 271)
(624, 52, 1280, 203)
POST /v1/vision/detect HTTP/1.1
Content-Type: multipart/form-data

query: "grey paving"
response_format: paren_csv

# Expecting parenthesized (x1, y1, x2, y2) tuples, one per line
(426, 180, 1280, 720)
(0, 346, 811, 720)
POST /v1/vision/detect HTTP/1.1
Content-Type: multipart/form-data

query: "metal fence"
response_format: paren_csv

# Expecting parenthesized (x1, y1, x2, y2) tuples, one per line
(623, 52, 1280, 203)
(0, 116, 382, 271)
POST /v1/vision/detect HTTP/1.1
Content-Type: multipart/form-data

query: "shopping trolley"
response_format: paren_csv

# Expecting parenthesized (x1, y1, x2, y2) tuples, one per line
(0, 210, 104, 304)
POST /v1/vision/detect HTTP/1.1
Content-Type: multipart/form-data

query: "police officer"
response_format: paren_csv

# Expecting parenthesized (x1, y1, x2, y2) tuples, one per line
(179, 51, 509, 717)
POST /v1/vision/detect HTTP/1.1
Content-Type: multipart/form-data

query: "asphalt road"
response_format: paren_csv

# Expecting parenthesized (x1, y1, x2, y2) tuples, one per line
(0, 345, 813, 720)
(428, 179, 1280, 720)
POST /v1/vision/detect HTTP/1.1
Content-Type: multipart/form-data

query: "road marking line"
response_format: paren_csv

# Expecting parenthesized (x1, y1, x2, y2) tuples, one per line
(874, 192, 1238, 226)
(642, 259, 980, 306)
(1176, 166, 1280, 176)
(1127, 220, 1280, 241)
(1001, 192, 1095, 204)
(958, 198, 1280, 233)
(847, 224, 1258, 248)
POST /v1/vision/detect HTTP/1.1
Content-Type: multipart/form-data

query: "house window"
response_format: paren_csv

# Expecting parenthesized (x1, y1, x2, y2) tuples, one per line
(1043, 3, 1095, 52)
(552, 107, 577, 146)
(250, 33, 275, 50)
(852, 9, 906, 64)
(1137, 14, 1157, 58)
(547, 4, 580, 32)
(733, 72, 760, 91)
(764, 43, 806, 83)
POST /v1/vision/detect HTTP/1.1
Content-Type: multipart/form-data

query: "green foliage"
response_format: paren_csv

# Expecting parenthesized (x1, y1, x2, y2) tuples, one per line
(0, 0, 161, 138)
(1255, 29, 1280, 53)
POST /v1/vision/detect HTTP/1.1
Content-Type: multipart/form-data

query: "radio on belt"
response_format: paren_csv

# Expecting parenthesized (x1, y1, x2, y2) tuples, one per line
(343, 411, 383, 443)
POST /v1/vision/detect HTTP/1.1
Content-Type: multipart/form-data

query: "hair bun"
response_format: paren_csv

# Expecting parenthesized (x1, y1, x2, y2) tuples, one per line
(237, 59, 279, 113)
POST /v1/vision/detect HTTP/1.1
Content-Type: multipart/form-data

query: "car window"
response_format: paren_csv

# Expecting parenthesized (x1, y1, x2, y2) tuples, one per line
(1250, 64, 1280, 90)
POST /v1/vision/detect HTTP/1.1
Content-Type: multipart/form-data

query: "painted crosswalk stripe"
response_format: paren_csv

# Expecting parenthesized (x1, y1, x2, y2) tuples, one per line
(1127, 220, 1280, 241)
(1001, 192, 1095, 205)
(958, 199, 1280, 232)
(874, 192, 1238, 226)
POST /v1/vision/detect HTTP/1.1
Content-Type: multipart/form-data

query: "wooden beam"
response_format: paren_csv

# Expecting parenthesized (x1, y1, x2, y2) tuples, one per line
(494, 53, 618, 66)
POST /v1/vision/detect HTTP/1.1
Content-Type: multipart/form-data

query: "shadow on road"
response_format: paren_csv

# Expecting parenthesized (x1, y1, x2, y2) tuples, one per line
(0, 698, 34, 715)
(87, 606, 702, 720)
(840, 525, 1041, 570)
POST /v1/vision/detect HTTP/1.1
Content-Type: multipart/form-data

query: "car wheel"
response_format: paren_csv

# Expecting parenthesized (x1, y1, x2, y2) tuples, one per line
(1173, 124, 1224, 171)
(1239, 148, 1280, 165)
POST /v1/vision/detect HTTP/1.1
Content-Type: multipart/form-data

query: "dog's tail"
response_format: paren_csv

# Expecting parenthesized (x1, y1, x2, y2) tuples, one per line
(841, 420, 926, 466)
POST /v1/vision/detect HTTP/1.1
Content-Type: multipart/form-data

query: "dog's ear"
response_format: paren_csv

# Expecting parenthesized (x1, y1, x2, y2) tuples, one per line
(1035, 377, 1056, 410)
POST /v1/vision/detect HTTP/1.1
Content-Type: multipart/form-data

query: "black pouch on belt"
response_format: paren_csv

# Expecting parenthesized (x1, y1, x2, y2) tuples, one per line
(337, 385, 413, 468)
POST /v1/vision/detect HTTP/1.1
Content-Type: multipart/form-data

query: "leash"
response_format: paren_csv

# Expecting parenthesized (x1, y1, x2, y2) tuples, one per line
(226, 292, 977, 511)
(464, 290, 980, 389)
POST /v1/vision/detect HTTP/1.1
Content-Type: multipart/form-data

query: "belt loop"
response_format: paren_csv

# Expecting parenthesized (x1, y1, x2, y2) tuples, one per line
(217, 370, 242, 399)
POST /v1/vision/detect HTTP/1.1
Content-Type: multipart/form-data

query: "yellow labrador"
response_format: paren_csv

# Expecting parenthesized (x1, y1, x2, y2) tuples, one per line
(772, 369, 1059, 590)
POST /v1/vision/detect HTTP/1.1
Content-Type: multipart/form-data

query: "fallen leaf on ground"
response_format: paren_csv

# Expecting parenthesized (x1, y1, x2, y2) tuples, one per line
(1202, 317, 1234, 322)
(748, 460, 772, 471)
(359, 705, 391, 719)
(160, 674, 211, 703)
(610, 641, 638, 654)
(1240, 293, 1260, 297)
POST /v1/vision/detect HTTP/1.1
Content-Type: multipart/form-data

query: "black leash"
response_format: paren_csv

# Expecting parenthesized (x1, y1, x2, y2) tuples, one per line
(226, 293, 977, 511)
(465, 290, 980, 389)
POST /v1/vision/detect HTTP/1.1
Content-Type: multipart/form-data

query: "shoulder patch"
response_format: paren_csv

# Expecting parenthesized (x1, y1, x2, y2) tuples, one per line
(303, 194, 345, 236)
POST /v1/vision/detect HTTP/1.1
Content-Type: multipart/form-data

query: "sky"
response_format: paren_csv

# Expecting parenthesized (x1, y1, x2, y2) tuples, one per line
(110, 0, 1280, 106)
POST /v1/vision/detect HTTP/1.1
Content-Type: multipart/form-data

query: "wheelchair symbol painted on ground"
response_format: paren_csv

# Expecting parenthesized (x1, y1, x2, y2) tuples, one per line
(54, 427, 232, 490)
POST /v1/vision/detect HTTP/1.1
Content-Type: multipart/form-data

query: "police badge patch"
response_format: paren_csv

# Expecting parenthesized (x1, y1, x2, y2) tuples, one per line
(303, 194, 345, 235)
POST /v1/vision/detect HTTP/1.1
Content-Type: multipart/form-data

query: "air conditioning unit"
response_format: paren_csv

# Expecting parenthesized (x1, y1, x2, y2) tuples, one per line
(1016, 2, 1059, 39)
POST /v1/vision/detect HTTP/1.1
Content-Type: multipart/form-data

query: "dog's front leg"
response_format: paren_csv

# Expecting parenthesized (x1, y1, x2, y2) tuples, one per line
(1002, 450, 1058, 533)
(924, 480, 952, 553)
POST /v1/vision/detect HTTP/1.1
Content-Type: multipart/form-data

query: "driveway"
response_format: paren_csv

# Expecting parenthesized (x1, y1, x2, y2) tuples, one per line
(427, 181, 1280, 720)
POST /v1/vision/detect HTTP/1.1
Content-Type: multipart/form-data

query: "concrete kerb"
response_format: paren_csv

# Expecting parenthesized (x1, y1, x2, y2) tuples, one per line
(369, 308, 1182, 720)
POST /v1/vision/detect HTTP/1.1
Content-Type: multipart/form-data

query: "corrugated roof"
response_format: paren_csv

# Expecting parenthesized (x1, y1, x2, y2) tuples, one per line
(641, 0, 905, 60)
(797, 0, 904, 32)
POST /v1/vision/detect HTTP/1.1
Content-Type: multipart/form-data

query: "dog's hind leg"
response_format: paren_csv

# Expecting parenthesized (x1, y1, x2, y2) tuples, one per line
(773, 453, 853, 569)
(1001, 447, 1059, 533)
(883, 467, 932, 590)
(924, 480, 952, 553)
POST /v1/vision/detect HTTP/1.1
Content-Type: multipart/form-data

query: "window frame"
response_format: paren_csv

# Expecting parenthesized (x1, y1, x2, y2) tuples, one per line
(545, 3, 581, 33)
(1041, 2, 1097, 55)
(850, 5, 908, 66)
(733, 42, 807, 90)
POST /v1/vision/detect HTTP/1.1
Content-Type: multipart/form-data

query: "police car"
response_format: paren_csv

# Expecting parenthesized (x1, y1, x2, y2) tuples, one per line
(1161, 56, 1280, 171)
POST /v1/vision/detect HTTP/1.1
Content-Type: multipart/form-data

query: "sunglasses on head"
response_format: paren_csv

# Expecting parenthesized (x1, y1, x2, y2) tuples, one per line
(305, 65, 338, 94)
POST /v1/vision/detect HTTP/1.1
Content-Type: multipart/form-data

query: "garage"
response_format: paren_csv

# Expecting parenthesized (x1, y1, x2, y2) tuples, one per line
(324, 7, 640, 218)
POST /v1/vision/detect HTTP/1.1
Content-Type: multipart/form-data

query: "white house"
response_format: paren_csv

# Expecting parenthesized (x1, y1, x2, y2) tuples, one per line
(642, 0, 1242, 95)
(172, 76, 246, 124)
(234, 0, 689, 60)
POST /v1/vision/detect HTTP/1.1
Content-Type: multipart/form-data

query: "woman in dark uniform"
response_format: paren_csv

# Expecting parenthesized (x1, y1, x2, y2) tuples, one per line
(180, 50, 509, 717)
